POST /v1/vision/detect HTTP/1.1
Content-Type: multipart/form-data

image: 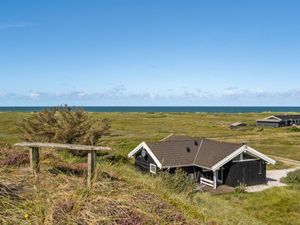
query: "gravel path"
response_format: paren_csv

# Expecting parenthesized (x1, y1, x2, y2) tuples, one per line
(246, 167, 299, 192)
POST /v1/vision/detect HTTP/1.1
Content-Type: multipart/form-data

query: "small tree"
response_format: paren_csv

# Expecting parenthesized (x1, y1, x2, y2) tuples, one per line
(18, 109, 58, 142)
(18, 106, 111, 151)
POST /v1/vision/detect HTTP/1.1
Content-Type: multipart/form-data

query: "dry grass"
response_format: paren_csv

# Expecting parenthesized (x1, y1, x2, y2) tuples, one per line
(0, 147, 29, 167)
(1, 149, 299, 225)
(0, 148, 205, 224)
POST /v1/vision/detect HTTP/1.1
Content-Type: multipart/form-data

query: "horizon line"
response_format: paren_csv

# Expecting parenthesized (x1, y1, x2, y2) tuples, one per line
(1, 106, 300, 108)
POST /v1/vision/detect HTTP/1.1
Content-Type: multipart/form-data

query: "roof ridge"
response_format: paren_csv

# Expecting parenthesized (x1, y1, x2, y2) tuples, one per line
(193, 139, 203, 164)
(162, 138, 202, 142)
(160, 133, 174, 141)
(204, 138, 242, 145)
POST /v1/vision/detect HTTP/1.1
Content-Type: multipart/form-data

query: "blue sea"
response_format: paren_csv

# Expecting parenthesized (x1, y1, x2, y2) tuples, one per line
(0, 106, 300, 113)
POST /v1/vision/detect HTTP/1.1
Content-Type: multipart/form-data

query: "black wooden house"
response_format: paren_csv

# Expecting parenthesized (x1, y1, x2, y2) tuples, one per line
(256, 115, 300, 127)
(128, 135, 275, 189)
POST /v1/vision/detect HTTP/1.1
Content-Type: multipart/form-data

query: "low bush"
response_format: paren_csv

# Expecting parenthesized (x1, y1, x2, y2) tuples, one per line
(281, 169, 300, 184)
(159, 169, 196, 193)
(289, 126, 300, 132)
(235, 183, 246, 193)
(100, 154, 128, 164)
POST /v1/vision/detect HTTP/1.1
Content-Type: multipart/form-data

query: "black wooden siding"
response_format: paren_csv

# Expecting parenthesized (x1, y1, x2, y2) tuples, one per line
(257, 119, 300, 127)
(134, 149, 267, 187)
(134, 149, 157, 172)
(223, 159, 266, 186)
(256, 121, 283, 127)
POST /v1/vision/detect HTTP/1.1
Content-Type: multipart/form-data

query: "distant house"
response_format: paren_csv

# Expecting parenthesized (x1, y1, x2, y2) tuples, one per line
(256, 115, 300, 127)
(229, 122, 247, 129)
(128, 135, 275, 189)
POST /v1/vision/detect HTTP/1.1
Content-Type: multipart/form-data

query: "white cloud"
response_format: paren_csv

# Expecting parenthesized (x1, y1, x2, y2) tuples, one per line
(77, 92, 88, 97)
(1, 87, 300, 106)
(28, 92, 41, 99)
(222, 87, 239, 96)
(0, 22, 36, 29)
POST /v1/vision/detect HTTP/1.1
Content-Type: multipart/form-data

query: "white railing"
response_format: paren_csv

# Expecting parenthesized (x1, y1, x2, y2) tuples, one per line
(200, 177, 214, 187)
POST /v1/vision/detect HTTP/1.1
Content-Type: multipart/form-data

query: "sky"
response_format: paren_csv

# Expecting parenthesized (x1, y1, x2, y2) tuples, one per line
(1, 0, 300, 106)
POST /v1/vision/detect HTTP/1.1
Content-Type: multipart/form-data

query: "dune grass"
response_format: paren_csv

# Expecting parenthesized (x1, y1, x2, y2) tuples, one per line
(1, 112, 300, 224)
(89, 112, 300, 161)
(2, 111, 300, 160)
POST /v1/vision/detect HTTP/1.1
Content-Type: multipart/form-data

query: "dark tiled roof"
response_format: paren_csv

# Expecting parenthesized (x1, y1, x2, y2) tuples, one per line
(146, 136, 242, 169)
(230, 122, 246, 127)
(274, 115, 300, 120)
(147, 140, 198, 167)
(194, 139, 241, 168)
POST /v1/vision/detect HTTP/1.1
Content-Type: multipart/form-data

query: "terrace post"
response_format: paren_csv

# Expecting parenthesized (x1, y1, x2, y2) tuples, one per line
(30, 147, 40, 174)
(213, 171, 217, 189)
(87, 150, 96, 188)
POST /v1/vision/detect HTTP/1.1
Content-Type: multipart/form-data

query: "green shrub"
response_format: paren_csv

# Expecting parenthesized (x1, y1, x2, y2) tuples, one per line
(17, 105, 111, 156)
(100, 154, 128, 164)
(281, 169, 300, 184)
(18, 105, 111, 146)
(159, 169, 196, 193)
(289, 126, 300, 132)
(235, 183, 246, 193)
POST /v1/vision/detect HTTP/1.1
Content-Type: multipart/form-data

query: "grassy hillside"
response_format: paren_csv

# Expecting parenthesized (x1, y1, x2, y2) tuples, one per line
(1, 112, 300, 224)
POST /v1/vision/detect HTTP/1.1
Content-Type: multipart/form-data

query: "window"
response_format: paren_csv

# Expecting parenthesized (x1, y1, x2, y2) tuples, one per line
(150, 163, 157, 174)
(139, 149, 148, 161)
(141, 149, 147, 157)
(217, 170, 222, 180)
(217, 169, 223, 183)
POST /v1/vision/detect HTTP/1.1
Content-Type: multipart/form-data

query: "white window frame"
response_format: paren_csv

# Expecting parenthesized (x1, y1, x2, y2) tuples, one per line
(150, 163, 157, 174)
(128, 142, 162, 168)
(211, 145, 275, 171)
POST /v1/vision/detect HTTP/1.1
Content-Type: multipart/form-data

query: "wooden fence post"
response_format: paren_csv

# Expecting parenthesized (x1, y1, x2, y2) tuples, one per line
(87, 150, 96, 187)
(30, 147, 40, 174)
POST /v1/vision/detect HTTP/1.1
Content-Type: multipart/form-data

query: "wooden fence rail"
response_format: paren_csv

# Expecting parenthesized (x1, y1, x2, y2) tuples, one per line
(15, 142, 111, 188)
